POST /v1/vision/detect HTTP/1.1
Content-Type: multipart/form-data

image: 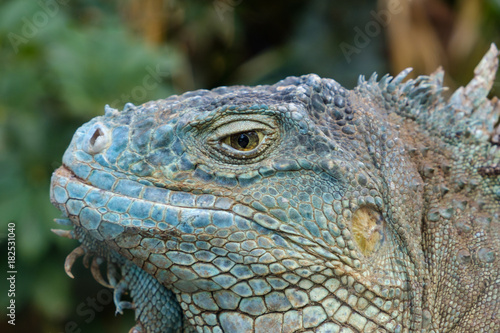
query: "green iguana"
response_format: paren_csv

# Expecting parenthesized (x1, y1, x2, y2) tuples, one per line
(50, 45, 499, 332)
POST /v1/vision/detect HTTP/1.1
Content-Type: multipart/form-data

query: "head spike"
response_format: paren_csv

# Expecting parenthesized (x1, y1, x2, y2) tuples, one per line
(368, 72, 379, 84)
(378, 73, 391, 88)
(358, 74, 366, 86)
(464, 43, 499, 103)
(388, 68, 413, 93)
(393, 68, 413, 84)
(104, 104, 120, 117)
(123, 102, 137, 112)
(51, 228, 74, 239)
(428, 67, 445, 87)
(54, 218, 71, 226)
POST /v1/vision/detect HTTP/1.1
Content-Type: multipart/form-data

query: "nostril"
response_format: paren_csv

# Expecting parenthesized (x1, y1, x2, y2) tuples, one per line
(90, 128, 104, 146)
(84, 124, 110, 154)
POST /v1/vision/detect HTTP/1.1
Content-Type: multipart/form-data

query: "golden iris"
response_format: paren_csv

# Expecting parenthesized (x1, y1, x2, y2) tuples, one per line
(223, 131, 261, 151)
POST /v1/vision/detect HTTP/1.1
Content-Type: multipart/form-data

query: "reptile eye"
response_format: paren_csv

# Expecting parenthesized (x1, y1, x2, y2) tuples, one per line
(222, 131, 262, 151)
(208, 119, 277, 162)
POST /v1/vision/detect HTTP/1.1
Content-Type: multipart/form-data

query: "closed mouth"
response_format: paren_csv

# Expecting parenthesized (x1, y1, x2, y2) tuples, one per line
(50, 165, 269, 242)
(50, 165, 346, 272)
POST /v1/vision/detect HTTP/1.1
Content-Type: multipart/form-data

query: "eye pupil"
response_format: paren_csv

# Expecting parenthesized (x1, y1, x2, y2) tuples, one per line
(238, 134, 250, 148)
(225, 131, 260, 151)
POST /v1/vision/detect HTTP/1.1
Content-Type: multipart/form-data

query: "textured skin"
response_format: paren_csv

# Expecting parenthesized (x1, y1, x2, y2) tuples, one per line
(50, 45, 499, 332)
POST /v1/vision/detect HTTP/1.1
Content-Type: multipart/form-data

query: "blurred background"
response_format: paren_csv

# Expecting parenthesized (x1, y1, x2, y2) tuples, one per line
(0, 0, 499, 332)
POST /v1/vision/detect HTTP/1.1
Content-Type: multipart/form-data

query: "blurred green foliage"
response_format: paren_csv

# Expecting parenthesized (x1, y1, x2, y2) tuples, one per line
(0, 0, 499, 332)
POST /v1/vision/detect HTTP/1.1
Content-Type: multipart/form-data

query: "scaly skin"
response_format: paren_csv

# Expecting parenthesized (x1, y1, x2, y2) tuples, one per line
(50, 45, 499, 332)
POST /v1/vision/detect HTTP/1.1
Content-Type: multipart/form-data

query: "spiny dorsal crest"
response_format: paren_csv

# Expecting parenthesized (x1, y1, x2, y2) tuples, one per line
(358, 44, 500, 147)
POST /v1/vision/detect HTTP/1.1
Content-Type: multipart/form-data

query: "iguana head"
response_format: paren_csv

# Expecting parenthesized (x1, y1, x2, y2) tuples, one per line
(51, 46, 499, 332)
